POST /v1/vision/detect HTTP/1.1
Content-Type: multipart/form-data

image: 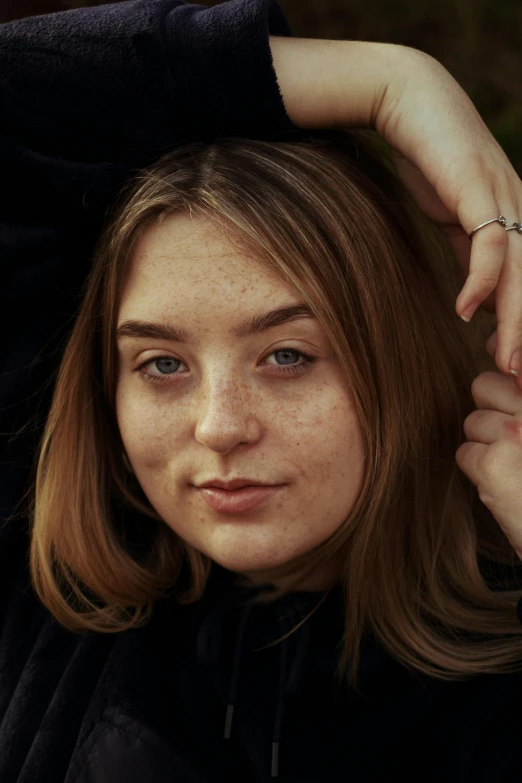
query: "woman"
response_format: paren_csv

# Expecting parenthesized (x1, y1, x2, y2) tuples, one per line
(1, 2, 522, 782)
(17, 124, 522, 781)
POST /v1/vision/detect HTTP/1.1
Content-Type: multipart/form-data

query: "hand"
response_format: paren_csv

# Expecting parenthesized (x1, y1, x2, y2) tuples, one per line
(373, 50, 522, 386)
(455, 329, 522, 563)
(270, 37, 522, 385)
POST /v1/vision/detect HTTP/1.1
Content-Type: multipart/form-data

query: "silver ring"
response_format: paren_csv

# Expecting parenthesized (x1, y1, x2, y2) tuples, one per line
(468, 215, 508, 240)
(506, 222, 522, 233)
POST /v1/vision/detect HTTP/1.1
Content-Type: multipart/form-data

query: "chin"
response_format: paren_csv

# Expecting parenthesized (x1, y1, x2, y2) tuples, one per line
(213, 555, 282, 576)
(208, 549, 293, 580)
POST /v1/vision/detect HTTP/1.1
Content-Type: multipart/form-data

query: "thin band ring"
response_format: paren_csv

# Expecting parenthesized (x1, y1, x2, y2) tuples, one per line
(468, 215, 508, 240)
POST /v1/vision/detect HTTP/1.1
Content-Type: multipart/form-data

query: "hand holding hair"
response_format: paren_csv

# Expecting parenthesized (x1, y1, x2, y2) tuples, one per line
(270, 36, 522, 386)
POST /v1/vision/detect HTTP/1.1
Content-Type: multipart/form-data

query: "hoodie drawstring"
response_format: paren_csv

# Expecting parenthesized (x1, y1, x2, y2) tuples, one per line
(270, 603, 311, 777)
(197, 588, 314, 779)
(224, 601, 253, 740)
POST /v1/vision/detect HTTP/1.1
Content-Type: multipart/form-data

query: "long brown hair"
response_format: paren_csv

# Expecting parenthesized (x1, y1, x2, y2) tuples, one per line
(10, 128, 522, 693)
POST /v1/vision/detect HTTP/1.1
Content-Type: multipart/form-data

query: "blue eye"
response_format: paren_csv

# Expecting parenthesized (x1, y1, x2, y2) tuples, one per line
(266, 349, 308, 370)
(134, 348, 316, 384)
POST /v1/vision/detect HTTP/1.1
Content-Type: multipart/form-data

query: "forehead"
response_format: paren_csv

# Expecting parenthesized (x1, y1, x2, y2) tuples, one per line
(121, 212, 287, 300)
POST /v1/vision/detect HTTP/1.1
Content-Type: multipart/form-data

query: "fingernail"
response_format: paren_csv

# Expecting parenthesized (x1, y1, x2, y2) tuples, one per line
(510, 349, 521, 378)
(460, 303, 478, 323)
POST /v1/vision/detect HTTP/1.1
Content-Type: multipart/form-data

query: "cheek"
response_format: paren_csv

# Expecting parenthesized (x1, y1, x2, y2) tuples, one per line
(115, 379, 364, 495)
(282, 392, 363, 482)
(116, 384, 185, 467)
(303, 411, 365, 541)
(289, 395, 365, 531)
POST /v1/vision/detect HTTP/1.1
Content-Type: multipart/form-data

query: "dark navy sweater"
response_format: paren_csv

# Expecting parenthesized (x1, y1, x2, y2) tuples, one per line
(2, 2, 522, 781)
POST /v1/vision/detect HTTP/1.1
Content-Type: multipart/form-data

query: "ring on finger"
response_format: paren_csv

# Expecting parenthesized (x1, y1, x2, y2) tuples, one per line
(468, 214, 522, 239)
(468, 215, 507, 239)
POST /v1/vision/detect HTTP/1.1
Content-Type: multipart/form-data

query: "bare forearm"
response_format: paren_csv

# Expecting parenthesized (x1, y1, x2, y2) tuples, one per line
(270, 34, 522, 390)
(268, 35, 424, 131)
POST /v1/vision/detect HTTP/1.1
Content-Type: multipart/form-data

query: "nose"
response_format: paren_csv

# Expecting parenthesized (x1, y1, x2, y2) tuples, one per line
(194, 371, 262, 454)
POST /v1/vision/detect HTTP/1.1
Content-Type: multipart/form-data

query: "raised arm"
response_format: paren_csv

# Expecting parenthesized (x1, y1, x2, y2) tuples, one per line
(1, 0, 295, 374)
(0, 0, 297, 556)
(269, 34, 522, 382)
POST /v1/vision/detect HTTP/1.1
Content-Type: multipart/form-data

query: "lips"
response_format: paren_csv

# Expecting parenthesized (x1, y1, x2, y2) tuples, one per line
(198, 478, 276, 491)
(196, 484, 284, 514)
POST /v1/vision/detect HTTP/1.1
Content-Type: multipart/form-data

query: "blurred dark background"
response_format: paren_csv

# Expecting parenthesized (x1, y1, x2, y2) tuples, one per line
(1, 0, 521, 174)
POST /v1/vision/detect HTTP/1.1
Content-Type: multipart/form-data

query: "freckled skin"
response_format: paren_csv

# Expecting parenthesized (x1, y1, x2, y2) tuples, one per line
(115, 213, 365, 589)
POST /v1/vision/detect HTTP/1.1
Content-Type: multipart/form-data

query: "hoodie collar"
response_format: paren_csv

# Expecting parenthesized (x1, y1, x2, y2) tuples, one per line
(196, 565, 340, 778)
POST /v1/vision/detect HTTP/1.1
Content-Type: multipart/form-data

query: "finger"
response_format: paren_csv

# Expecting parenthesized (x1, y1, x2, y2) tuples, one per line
(456, 201, 508, 321)
(490, 228, 522, 383)
(454, 440, 489, 486)
(444, 229, 499, 313)
(462, 408, 511, 445)
(485, 328, 522, 391)
(470, 370, 522, 414)
(478, 291, 497, 315)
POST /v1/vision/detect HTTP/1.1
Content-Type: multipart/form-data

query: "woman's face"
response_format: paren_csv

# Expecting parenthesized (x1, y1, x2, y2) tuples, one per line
(115, 212, 365, 589)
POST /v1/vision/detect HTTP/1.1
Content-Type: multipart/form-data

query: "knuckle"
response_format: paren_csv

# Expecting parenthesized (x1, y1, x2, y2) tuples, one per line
(503, 417, 522, 443)
(469, 371, 500, 406)
(462, 408, 486, 438)
(468, 408, 486, 425)
(467, 269, 498, 288)
(481, 441, 506, 478)
(470, 372, 489, 396)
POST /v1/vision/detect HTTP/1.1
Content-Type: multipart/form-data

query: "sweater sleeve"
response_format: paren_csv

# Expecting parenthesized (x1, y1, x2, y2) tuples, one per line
(0, 0, 297, 585)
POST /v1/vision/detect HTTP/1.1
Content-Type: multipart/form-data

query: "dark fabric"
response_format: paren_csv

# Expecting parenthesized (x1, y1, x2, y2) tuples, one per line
(2, 1, 522, 781)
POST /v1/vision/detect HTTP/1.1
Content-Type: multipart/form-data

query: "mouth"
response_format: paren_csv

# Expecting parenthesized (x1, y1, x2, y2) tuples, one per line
(196, 478, 279, 491)
(195, 484, 285, 515)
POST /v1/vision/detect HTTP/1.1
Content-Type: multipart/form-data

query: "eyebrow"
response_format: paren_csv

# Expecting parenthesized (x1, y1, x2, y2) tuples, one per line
(116, 304, 315, 343)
